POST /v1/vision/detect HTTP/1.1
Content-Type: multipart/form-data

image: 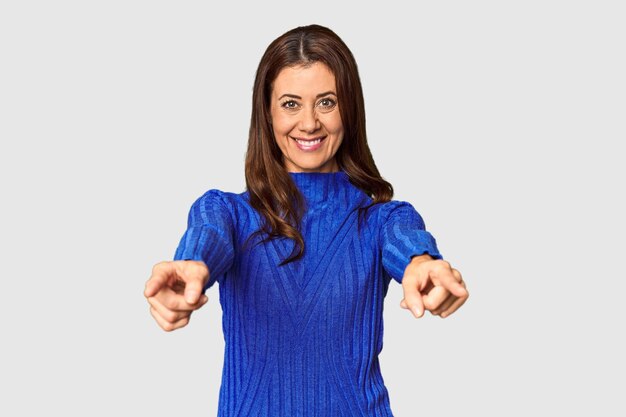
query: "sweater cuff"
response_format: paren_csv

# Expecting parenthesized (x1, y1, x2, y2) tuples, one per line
(173, 224, 234, 291)
(383, 229, 443, 283)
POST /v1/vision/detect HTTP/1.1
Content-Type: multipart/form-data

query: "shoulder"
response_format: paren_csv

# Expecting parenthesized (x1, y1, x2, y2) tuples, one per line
(193, 187, 252, 206)
(191, 189, 233, 210)
(190, 188, 257, 220)
(374, 199, 426, 229)
(185, 189, 247, 224)
(371, 199, 421, 219)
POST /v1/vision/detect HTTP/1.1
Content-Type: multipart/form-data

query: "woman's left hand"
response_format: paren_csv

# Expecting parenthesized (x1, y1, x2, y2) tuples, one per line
(399, 254, 469, 319)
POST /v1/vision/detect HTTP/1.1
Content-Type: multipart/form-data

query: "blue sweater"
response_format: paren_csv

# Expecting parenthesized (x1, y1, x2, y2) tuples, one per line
(174, 170, 443, 417)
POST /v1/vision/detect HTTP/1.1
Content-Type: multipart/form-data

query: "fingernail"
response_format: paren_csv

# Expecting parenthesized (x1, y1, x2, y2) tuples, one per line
(186, 292, 198, 304)
(201, 295, 208, 303)
(412, 306, 422, 317)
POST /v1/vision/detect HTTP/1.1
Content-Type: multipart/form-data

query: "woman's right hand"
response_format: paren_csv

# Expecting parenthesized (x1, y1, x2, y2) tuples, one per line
(144, 260, 210, 331)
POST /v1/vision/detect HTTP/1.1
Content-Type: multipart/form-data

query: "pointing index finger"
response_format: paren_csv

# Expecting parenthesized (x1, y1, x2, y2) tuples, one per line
(144, 262, 172, 298)
(435, 268, 468, 298)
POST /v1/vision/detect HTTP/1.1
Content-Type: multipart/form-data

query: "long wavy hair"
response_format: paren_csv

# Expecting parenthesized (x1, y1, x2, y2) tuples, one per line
(244, 24, 394, 266)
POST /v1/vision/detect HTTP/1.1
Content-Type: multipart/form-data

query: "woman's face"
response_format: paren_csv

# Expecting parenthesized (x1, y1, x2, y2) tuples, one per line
(269, 61, 344, 173)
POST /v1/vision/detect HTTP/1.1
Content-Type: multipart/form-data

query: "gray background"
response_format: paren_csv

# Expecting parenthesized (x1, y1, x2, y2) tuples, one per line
(1, 1, 624, 416)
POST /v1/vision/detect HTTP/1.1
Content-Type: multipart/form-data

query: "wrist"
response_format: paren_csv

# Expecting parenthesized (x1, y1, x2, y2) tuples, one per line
(409, 253, 434, 265)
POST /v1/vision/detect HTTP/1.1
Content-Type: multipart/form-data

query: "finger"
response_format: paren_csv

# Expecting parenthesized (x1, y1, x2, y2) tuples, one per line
(399, 296, 424, 316)
(434, 280, 467, 317)
(421, 285, 450, 312)
(184, 284, 203, 305)
(399, 298, 415, 310)
(399, 293, 425, 318)
(440, 297, 466, 318)
(155, 285, 209, 312)
(432, 267, 467, 298)
(144, 262, 174, 298)
(441, 282, 469, 318)
(148, 296, 190, 324)
(149, 306, 191, 332)
(451, 268, 463, 282)
(431, 293, 457, 316)
(401, 269, 426, 319)
(174, 261, 210, 305)
(423, 280, 435, 293)
(429, 271, 467, 315)
(148, 292, 208, 323)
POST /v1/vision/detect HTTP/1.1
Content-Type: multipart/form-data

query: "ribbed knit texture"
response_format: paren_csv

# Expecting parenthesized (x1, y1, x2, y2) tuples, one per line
(173, 170, 443, 417)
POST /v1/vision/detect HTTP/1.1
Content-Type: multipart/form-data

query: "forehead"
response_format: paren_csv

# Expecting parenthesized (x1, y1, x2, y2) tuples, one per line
(272, 62, 336, 96)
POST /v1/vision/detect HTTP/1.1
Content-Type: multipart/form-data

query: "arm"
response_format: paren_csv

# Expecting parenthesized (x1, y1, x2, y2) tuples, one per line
(144, 189, 236, 332)
(380, 201, 468, 318)
(380, 200, 443, 284)
(173, 189, 236, 292)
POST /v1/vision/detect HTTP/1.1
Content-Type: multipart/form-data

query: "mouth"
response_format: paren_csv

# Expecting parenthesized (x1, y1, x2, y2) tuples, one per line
(291, 135, 327, 152)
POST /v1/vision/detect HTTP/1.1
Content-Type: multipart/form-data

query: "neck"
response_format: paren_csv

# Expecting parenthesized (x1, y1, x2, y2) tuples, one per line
(288, 170, 352, 204)
(285, 159, 340, 173)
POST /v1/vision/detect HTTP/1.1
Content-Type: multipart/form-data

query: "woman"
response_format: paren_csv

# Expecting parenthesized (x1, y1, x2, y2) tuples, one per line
(144, 24, 468, 416)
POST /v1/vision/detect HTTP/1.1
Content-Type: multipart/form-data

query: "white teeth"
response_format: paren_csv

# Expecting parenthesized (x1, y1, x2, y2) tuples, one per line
(295, 138, 322, 145)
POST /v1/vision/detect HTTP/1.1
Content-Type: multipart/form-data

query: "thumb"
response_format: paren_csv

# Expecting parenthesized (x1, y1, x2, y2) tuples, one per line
(401, 285, 425, 319)
(177, 262, 209, 304)
(184, 281, 204, 305)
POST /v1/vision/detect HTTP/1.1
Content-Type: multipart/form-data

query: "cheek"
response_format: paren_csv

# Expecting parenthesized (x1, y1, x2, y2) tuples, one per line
(271, 112, 293, 136)
(327, 115, 344, 137)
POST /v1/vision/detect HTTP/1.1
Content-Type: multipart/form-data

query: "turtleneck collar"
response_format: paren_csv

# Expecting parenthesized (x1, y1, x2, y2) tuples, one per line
(288, 170, 354, 204)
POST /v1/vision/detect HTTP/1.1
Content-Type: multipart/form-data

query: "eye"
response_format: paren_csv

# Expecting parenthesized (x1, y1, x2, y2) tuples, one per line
(281, 100, 299, 110)
(318, 97, 337, 109)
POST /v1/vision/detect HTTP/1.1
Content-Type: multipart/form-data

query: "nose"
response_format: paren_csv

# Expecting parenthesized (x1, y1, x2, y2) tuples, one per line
(298, 107, 320, 133)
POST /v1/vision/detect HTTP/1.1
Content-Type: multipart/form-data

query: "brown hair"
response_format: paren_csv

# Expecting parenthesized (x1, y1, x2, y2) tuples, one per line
(244, 24, 393, 266)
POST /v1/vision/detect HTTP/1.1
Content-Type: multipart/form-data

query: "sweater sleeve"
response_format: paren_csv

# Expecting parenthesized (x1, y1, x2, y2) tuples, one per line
(380, 200, 443, 284)
(173, 189, 236, 292)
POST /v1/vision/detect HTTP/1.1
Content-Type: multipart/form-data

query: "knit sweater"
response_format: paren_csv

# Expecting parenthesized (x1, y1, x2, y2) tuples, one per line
(173, 170, 443, 417)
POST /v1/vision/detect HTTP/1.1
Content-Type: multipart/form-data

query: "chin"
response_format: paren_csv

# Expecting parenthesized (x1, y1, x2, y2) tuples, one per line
(290, 160, 336, 172)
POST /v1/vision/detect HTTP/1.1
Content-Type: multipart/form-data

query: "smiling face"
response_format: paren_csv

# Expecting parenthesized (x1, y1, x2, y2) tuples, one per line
(269, 61, 344, 173)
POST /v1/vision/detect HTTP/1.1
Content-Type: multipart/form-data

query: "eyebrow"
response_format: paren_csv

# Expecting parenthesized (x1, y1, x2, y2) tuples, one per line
(278, 91, 337, 100)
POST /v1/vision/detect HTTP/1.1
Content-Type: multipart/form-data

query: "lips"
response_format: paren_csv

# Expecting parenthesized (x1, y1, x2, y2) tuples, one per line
(291, 135, 327, 151)
(292, 136, 326, 144)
